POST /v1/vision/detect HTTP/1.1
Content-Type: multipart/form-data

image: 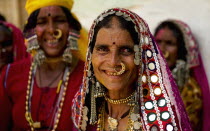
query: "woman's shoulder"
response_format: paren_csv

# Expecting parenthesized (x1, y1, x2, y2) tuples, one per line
(7, 57, 32, 75)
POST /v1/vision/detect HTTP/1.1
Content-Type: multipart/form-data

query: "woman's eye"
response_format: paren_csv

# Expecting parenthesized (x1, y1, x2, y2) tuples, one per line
(96, 46, 109, 52)
(36, 20, 46, 25)
(55, 19, 67, 23)
(120, 47, 134, 55)
(94, 45, 109, 54)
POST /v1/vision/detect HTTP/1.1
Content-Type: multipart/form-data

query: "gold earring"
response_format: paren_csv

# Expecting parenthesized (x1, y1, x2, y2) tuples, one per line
(114, 62, 126, 75)
(53, 29, 62, 39)
(163, 51, 169, 58)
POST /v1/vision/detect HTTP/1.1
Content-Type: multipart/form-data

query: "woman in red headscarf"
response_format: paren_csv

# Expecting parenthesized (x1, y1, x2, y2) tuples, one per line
(0, 0, 88, 130)
(0, 21, 29, 74)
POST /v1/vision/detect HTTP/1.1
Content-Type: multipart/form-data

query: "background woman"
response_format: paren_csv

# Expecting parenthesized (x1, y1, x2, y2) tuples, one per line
(0, 21, 28, 74)
(154, 20, 210, 131)
(72, 8, 191, 131)
(0, 0, 87, 130)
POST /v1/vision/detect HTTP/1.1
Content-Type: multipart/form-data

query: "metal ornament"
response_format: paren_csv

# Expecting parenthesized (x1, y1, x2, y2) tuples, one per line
(163, 51, 169, 59)
(53, 29, 62, 39)
(114, 62, 126, 76)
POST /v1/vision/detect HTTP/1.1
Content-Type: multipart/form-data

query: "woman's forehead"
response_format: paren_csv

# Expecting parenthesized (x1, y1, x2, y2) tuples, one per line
(38, 6, 65, 17)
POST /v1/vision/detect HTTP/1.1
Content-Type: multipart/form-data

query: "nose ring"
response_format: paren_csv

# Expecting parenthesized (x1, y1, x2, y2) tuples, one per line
(53, 29, 62, 39)
(114, 62, 126, 75)
(163, 51, 169, 58)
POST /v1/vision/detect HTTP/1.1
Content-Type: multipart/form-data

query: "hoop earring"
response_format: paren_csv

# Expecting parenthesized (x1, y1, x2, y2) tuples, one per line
(53, 29, 62, 39)
(163, 51, 169, 58)
(114, 62, 126, 75)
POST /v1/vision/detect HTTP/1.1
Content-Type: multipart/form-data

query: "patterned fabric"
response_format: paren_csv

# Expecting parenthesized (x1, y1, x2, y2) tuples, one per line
(163, 19, 210, 131)
(72, 8, 192, 131)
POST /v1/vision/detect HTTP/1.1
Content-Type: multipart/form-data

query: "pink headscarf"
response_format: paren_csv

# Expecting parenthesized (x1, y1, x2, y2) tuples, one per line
(0, 21, 29, 62)
(156, 19, 210, 131)
(173, 20, 210, 131)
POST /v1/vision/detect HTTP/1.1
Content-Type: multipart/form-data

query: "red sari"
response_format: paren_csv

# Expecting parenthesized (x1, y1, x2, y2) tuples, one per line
(0, 57, 84, 131)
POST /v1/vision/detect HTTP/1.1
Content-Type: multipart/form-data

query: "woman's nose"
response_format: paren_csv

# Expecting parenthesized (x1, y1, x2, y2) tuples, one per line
(47, 20, 57, 34)
(109, 51, 121, 67)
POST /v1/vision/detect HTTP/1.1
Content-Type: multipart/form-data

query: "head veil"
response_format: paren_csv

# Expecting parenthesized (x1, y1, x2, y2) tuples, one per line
(0, 21, 29, 62)
(162, 19, 210, 131)
(72, 8, 191, 131)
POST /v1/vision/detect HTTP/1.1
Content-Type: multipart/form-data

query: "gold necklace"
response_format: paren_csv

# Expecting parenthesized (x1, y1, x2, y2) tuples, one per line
(25, 62, 71, 131)
(107, 110, 130, 131)
(97, 102, 142, 131)
(104, 92, 135, 104)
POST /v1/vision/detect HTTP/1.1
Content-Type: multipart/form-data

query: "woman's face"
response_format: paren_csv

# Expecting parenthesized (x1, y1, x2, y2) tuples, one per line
(35, 6, 70, 57)
(155, 27, 178, 69)
(0, 28, 13, 70)
(91, 18, 137, 92)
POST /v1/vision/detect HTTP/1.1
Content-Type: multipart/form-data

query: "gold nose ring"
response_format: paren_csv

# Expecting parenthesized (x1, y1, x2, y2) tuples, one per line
(53, 29, 62, 39)
(114, 62, 126, 75)
(163, 51, 169, 58)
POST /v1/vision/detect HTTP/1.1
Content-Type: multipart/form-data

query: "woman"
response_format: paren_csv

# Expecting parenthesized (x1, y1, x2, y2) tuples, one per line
(0, 0, 88, 130)
(0, 21, 28, 74)
(72, 8, 191, 131)
(154, 20, 210, 131)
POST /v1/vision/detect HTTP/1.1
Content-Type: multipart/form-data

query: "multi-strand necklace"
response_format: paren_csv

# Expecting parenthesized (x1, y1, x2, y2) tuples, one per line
(25, 62, 71, 131)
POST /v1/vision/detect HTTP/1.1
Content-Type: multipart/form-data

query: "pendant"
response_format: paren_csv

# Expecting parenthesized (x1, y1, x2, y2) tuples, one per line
(33, 122, 41, 128)
(108, 116, 118, 131)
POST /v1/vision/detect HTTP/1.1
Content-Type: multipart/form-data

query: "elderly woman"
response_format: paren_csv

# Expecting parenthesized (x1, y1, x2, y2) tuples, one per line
(72, 8, 192, 131)
(0, 0, 87, 130)
(154, 20, 210, 131)
(0, 21, 28, 74)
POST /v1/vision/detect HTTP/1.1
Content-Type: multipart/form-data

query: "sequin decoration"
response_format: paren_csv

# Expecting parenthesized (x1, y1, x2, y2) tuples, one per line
(146, 49, 152, 58)
(154, 87, 162, 96)
(150, 74, 158, 83)
(142, 74, 147, 83)
(148, 113, 157, 122)
(145, 101, 154, 110)
(144, 36, 149, 44)
(148, 62, 156, 71)
(150, 125, 159, 131)
(161, 111, 170, 120)
(166, 124, 174, 131)
(157, 98, 166, 107)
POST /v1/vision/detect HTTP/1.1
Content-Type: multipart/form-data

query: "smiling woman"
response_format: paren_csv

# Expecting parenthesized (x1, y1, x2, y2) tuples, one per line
(72, 8, 192, 131)
(0, 0, 88, 130)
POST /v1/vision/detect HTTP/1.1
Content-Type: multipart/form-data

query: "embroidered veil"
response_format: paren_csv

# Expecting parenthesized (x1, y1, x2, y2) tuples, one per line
(72, 8, 192, 131)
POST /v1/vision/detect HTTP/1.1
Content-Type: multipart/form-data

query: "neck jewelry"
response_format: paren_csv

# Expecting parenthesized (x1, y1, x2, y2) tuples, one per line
(25, 62, 71, 131)
(107, 107, 130, 131)
(104, 92, 135, 104)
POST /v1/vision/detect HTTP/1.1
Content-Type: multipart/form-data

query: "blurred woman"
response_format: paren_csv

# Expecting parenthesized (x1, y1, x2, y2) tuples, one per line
(72, 8, 191, 131)
(0, 0, 88, 130)
(0, 21, 28, 74)
(154, 20, 210, 131)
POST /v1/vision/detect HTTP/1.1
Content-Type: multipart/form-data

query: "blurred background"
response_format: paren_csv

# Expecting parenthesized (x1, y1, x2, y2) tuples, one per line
(0, 0, 209, 84)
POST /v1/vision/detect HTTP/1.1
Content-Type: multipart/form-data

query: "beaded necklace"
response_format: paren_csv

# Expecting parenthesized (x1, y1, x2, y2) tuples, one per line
(25, 62, 71, 131)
